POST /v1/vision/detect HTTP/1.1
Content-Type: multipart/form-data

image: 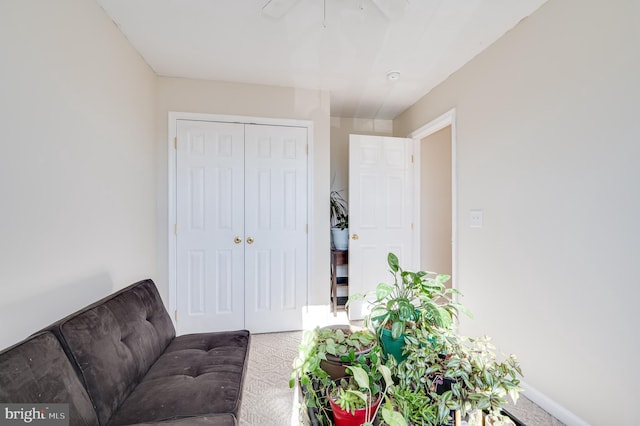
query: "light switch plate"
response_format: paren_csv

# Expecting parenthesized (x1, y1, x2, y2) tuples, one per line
(470, 209, 483, 228)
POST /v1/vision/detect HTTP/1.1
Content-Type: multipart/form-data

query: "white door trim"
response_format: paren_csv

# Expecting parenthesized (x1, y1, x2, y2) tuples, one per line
(167, 112, 314, 330)
(406, 108, 458, 292)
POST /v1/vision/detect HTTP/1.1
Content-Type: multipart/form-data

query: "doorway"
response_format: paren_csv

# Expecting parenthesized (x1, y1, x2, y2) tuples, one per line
(419, 126, 452, 278)
(409, 108, 457, 290)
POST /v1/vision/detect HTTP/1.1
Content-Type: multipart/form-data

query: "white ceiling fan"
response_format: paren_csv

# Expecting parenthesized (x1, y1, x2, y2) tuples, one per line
(262, 0, 408, 24)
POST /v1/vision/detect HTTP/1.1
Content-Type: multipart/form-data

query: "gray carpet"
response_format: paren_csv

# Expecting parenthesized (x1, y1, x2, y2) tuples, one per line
(240, 331, 304, 426)
(239, 331, 564, 426)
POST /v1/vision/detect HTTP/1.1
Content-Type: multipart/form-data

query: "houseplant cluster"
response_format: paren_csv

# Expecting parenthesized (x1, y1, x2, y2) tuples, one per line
(290, 253, 523, 426)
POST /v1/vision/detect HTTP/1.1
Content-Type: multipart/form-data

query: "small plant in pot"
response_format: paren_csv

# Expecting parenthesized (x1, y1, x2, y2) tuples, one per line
(326, 347, 395, 426)
(350, 252, 470, 363)
(330, 189, 349, 250)
(290, 325, 377, 425)
(317, 325, 377, 380)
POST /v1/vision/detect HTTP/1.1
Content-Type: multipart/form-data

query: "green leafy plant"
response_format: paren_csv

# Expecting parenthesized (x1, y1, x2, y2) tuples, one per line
(330, 189, 348, 230)
(289, 326, 377, 425)
(394, 330, 523, 426)
(327, 347, 403, 426)
(296, 254, 524, 426)
(351, 252, 470, 340)
(385, 385, 440, 425)
(315, 326, 376, 359)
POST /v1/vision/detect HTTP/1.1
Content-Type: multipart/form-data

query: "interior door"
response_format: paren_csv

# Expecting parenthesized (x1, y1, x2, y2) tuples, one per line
(348, 134, 415, 320)
(244, 124, 308, 333)
(176, 120, 245, 334)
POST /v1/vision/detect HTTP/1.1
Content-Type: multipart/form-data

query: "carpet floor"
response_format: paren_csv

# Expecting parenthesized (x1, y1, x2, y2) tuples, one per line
(239, 330, 564, 426)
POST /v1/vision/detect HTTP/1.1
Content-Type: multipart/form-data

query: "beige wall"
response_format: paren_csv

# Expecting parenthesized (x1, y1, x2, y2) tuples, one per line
(395, 0, 639, 424)
(156, 77, 331, 305)
(329, 117, 393, 199)
(0, 0, 157, 348)
(420, 127, 452, 277)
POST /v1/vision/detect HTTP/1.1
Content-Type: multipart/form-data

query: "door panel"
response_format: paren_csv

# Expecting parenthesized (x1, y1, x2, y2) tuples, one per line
(244, 124, 308, 333)
(349, 134, 415, 320)
(176, 120, 245, 334)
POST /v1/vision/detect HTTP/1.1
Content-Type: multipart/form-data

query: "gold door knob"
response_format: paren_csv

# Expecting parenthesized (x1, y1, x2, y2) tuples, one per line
(352, 234, 359, 240)
(234, 236, 242, 244)
(247, 237, 254, 244)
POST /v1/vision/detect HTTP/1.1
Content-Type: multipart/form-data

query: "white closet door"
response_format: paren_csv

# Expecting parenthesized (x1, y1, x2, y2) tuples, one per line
(348, 134, 415, 320)
(244, 124, 308, 333)
(176, 120, 245, 334)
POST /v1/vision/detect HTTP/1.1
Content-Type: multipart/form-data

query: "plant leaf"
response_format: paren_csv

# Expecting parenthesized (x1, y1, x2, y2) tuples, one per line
(346, 389, 369, 406)
(388, 252, 399, 272)
(348, 365, 371, 392)
(391, 320, 405, 340)
(398, 300, 414, 321)
(379, 364, 393, 388)
(381, 408, 408, 426)
(376, 283, 394, 301)
(325, 339, 337, 355)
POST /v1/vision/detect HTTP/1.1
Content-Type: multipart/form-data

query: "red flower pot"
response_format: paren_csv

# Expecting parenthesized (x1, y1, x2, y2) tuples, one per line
(327, 389, 381, 426)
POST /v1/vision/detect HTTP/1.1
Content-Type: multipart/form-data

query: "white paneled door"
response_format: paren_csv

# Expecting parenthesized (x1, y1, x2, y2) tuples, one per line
(176, 120, 245, 334)
(348, 134, 416, 320)
(176, 120, 307, 334)
(244, 124, 308, 332)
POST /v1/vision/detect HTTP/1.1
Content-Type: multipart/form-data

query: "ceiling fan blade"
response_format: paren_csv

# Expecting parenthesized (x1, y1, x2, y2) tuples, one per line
(262, 0, 301, 19)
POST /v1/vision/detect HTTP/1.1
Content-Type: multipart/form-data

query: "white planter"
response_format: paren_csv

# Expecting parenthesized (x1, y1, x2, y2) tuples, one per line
(331, 227, 349, 250)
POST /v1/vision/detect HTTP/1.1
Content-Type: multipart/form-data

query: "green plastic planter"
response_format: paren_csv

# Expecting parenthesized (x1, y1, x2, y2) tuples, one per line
(378, 327, 407, 363)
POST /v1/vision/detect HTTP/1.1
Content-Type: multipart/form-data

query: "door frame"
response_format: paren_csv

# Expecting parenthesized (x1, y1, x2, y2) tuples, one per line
(167, 112, 314, 329)
(407, 108, 458, 292)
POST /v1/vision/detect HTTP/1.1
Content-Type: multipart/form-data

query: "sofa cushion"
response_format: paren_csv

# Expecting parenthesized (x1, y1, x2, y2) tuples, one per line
(106, 330, 250, 426)
(55, 280, 175, 425)
(0, 331, 99, 426)
(133, 414, 236, 425)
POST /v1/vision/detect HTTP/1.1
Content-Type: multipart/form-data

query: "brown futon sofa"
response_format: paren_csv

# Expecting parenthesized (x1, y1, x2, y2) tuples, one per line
(0, 279, 251, 425)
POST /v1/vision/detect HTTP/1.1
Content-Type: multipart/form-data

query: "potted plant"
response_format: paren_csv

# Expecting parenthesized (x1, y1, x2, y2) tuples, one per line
(290, 325, 378, 425)
(316, 325, 377, 380)
(296, 254, 524, 426)
(350, 252, 470, 362)
(326, 347, 395, 426)
(394, 329, 523, 426)
(330, 189, 349, 250)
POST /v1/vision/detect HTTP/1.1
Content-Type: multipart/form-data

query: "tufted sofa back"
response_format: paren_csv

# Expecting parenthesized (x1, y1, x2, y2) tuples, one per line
(0, 331, 99, 426)
(52, 280, 175, 425)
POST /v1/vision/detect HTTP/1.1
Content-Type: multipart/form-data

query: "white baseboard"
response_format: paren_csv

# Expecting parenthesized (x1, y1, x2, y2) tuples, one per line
(520, 381, 590, 426)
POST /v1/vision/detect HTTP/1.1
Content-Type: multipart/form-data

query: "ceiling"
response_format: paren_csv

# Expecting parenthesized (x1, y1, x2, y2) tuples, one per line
(96, 0, 548, 119)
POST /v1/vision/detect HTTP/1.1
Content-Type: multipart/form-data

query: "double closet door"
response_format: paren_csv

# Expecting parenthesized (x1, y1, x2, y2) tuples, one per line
(176, 119, 308, 334)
